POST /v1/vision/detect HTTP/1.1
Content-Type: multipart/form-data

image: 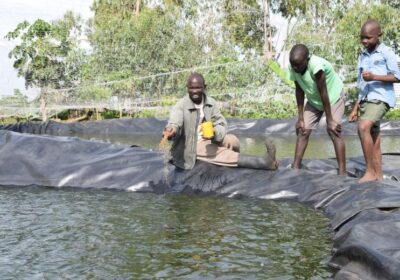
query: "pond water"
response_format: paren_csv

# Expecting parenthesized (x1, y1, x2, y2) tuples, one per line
(0, 187, 333, 279)
(3, 133, 399, 279)
(82, 133, 400, 159)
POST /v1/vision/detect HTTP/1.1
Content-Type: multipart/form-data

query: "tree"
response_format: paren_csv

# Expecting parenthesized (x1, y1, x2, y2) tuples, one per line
(272, 0, 355, 65)
(5, 12, 84, 121)
(0, 89, 28, 106)
(336, 2, 400, 66)
(283, 1, 400, 82)
(282, 1, 359, 67)
(381, 0, 400, 9)
(87, 0, 203, 98)
(221, 0, 272, 57)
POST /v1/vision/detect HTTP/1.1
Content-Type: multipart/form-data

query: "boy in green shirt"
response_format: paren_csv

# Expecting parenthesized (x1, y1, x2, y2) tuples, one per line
(288, 44, 346, 175)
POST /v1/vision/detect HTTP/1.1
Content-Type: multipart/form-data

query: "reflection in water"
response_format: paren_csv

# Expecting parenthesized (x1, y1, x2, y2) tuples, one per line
(77, 133, 400, 159)
(0, 187, 333, 279)
(159, 136, 172, 186)
(234, 135, 399, 160)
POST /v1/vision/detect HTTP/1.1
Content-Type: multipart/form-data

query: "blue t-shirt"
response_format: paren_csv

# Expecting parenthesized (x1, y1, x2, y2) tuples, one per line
(358, 43, 400, 108)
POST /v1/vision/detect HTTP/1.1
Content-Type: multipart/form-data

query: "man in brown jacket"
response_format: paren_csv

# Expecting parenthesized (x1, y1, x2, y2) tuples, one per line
(163, 72, 278, 170)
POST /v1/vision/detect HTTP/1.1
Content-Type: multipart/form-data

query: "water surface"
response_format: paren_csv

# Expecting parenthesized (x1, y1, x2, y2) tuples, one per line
(5, 133, 387, 279)
(0, 187, 333, 279)
(80, 133, 400, 159)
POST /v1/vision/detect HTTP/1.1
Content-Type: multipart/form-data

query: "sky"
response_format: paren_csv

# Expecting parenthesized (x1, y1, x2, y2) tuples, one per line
(0, 0, 93, 99)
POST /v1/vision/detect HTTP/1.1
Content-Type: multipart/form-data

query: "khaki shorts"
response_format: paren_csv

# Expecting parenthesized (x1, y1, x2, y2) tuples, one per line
(196, 134, 240, 167)
(359, 100, 390, 133)
(304, 95, 345, 130)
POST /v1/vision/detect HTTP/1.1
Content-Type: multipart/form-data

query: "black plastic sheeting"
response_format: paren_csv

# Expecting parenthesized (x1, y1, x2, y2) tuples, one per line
(1, 119, 400, 279)
(2, 117, 400, 137)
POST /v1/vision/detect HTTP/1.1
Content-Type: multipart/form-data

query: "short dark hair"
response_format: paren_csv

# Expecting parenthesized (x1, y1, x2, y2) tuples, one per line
(289, 44, 309, 62)
(187, 72, 205, 85)
(362, 19, 382, 36)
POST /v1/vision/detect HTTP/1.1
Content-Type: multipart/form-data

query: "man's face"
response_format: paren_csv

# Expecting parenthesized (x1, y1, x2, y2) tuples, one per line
(187, 77, 205, 104)
(360, 24, 380, 52)
(290, 57, 308, 75)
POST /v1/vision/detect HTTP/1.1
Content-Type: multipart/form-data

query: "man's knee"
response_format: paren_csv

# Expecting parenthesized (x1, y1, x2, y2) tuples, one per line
(222, 134, 240, 152)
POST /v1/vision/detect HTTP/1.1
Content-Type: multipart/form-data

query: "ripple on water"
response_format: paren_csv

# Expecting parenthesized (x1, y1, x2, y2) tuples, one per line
(0, 186, 333, 279)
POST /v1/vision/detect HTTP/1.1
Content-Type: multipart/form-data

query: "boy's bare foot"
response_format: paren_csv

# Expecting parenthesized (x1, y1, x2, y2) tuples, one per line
(358, 172, 377, 184)
(291, 163, 300, 169)
(338, 169, 346, 176)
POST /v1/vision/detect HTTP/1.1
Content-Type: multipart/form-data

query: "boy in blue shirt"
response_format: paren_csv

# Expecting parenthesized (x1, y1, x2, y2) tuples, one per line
(348, 20, 400, 183)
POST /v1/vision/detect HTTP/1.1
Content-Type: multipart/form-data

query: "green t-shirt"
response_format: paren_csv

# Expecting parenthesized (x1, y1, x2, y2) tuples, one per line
(288, 55, 343, 111)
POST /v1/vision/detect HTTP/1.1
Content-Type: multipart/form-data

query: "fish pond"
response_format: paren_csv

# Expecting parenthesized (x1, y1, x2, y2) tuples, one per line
(2, 134, 399, 279)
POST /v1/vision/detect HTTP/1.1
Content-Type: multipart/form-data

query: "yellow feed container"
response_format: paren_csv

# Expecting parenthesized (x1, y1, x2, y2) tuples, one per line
(201, 121, 214, 139)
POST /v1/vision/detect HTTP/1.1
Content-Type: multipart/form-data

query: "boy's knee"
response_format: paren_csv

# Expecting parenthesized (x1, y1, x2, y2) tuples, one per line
(298, 129, 312, 138)
(358, 121, 373, 134)
(327, 130, 338, 140)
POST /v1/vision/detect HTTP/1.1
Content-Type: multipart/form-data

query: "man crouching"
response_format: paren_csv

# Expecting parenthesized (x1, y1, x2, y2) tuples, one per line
(163, 72, 278, 170)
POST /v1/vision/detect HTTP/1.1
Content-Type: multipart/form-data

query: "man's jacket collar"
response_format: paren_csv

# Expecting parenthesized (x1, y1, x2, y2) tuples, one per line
(183, 94, 213, 110)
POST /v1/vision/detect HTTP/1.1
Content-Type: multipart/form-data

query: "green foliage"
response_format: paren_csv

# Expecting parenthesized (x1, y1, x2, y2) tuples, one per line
(204, 57, 270, 95)
(0, 116, 32, 125)
(159, 97, 177, 106)
(75, 85, 112, 102)
(221, 0, 265, 54)
(64, 48, 88, 84)
(270, 0, 307, 19)
(134, 109, 159, 118)
(336, 2, 400, 66)
(54, 110, 70, 120)
(266, 61, 294, 87)
(384, 109, 400, 120)
(277, 0, 353, 29)
(0, 89, 28, 106)
(5, 12, 84, 90)
(287, 0, 353, 66)
(0, 90, 33, 123)
(88, 2, 203, 97)
(224, 96, 297, 119)
(8, 0, 400, 124)
(285, 0, 400, 85)
(381, 0, 400, 9)
(344, 87, 359, 115)
(102, 109, 121, 119)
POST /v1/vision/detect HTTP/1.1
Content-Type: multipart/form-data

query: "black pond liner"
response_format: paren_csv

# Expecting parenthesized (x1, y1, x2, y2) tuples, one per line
(1, 118, 400, 279)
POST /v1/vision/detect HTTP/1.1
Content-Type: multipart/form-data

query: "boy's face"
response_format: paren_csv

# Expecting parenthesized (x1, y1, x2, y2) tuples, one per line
(360, 24, 380, 52)
(187, 77, 205, 104)
(290, 57, 308, 75)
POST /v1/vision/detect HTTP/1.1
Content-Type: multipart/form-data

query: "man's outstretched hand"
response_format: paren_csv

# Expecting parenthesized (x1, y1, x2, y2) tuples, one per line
(163, 127, 175, 140)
